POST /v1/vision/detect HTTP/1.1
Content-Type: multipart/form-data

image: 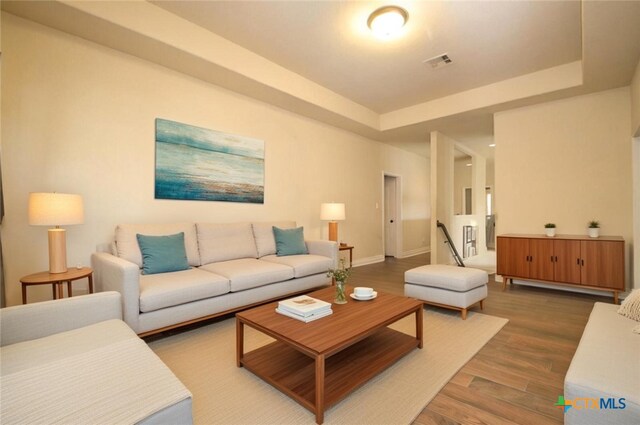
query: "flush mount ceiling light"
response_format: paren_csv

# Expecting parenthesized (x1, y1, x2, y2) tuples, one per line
(367, 6, 408, 39)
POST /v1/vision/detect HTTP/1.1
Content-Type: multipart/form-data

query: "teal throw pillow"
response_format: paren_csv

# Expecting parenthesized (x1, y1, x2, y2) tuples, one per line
(136, 232, 190, 275)
(273, 226, 308, 256)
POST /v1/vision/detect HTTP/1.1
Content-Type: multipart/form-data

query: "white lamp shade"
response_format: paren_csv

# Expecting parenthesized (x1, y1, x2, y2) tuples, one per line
(28, 193, 84, 226)
(320, 203, 346, 221)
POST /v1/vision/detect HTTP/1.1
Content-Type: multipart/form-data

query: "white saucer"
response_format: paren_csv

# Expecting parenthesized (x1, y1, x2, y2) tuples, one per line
(350, 291, 377, 301)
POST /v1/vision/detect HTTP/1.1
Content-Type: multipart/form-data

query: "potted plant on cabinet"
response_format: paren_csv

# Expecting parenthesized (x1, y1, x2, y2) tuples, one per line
(544, 223, 556, 237)
(588, 220, 600, 238)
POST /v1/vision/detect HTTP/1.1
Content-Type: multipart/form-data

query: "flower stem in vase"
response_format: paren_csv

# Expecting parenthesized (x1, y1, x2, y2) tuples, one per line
(335, 280, 347, 304)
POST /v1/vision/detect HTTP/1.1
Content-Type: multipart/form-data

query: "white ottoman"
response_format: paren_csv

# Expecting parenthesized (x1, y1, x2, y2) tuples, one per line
(404, 265, 488, 319)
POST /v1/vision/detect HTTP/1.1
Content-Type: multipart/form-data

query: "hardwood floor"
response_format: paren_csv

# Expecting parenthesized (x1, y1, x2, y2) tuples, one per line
(348, 253, 610, 425)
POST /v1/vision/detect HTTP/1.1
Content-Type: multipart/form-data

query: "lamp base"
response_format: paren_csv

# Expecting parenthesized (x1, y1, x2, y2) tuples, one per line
(328, 222, 338, 242)
(48, 228, 68, 274)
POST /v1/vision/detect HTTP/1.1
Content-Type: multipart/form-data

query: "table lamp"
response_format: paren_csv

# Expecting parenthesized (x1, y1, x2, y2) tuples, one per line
(28, 192, 84, 274)
(320, 203, 345, 242)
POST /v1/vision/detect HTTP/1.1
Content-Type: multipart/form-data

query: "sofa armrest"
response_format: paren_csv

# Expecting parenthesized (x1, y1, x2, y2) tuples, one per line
(91, 252, 141, 333)
(0, 292, 122, 346)
(306, 240, 339, 268)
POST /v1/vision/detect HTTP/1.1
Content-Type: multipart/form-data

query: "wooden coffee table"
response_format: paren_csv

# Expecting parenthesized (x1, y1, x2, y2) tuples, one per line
(236, 286, 423, 424)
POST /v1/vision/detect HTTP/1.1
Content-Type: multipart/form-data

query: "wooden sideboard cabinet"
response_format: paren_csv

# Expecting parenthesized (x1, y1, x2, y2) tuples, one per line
(497, 234, 625, 303)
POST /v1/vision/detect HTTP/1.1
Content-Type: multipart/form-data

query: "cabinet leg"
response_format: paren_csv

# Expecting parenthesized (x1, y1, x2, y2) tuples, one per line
(502, 278, 509, 291)
(613, 291, 619, 305)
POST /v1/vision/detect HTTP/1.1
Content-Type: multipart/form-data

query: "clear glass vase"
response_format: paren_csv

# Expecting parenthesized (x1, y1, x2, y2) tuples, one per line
(335, 280, 347, 304)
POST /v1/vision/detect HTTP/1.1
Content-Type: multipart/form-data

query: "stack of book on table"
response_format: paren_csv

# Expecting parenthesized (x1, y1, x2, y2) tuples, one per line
(276, 295, 333, 322)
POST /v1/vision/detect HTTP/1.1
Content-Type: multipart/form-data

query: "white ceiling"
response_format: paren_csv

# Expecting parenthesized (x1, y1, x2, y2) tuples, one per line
(152, 1, 582, 114)
(4, 1, 640, 159)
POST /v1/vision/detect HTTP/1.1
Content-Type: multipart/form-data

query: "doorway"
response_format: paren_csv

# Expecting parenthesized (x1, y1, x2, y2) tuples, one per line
(384, 174, 401, 257)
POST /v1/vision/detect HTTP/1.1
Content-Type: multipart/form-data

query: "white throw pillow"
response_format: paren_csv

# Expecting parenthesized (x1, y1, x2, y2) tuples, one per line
(618, 289, 640, 322)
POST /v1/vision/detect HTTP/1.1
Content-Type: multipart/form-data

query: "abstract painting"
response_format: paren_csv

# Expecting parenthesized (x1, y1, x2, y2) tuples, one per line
(155, 118, 264, 203)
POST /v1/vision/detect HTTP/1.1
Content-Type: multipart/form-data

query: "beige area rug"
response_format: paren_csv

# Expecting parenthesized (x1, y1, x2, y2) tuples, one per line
(149, 308, 508, 425)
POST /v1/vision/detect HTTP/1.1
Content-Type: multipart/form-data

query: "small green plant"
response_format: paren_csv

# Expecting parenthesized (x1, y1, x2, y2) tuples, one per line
(544, 223, 556, 229)
(327, 259, 351, 282)
(588, 220, 600, 229)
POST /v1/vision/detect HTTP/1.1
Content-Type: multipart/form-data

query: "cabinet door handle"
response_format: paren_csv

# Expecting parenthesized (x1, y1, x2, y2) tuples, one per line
(550, 255, 554, 263)
(555, 256, 558, 262)
(581, 259, 584, 266)
(577, 258, 580, 265)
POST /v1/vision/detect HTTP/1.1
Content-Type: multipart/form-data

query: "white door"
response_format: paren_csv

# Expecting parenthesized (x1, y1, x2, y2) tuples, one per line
(384, 175, 397, 257)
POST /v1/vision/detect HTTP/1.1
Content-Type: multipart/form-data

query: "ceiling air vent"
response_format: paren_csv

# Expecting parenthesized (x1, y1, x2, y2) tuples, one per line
(423, 53, 452, 69)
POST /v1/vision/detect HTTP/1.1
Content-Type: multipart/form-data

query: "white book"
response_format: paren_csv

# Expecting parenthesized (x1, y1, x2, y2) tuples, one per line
(275, 307, 333, 323)
(278, 303, 332, 317)
(278, 295, 332, 316)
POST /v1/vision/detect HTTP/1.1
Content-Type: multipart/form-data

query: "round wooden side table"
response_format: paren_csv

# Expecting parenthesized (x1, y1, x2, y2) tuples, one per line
(20, 267, 94, 304)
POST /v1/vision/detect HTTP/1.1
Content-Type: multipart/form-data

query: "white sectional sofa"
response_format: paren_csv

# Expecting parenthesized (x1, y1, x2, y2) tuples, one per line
(564, 302, 640, 425)
(0, 292, 192, 424)
(92, 221, 337, 336)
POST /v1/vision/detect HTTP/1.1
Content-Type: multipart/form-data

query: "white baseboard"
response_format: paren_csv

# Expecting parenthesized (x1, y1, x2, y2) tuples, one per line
(351, 249, 429, 267)
(352, 255, 385, 267)
(398, 247, 430, 259)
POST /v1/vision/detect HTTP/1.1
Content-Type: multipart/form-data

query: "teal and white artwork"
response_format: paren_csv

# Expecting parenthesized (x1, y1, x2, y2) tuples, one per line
(155, 118, 264, 203)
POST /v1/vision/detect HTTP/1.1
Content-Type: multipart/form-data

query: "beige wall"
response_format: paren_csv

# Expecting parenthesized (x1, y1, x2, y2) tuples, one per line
(633, 137, 639, 291)
(0, 14, 430, 305)
(633, 59, 640, 289)
(631, 59, 640, 137)
(495, 87, 634, 289)
(430, 131, 455, 265)
(381, 144, 431, 257)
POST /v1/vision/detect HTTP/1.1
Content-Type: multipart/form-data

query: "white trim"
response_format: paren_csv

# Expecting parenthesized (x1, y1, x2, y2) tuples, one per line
(398, 247, 431, 258)
(352, 255, 385, 268)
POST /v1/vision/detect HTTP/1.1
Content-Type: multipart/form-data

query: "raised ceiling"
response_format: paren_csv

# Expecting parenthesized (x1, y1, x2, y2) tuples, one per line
(3, 1, 640, 159)
(152, 1, 582, 114)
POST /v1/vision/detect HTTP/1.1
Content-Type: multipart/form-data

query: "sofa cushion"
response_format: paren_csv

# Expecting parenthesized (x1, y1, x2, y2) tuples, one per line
(197, 223, 258, 264)
(404, 265, 488, 292)
(136, 233, 190, 275)
(261, 254, 333, 278)
(1, 320, 134, 375)
(139, 268, 230, 313)
(273, 226, 308, 256)
(116, 223, 200, 267)
(564, 302, 640, 425)
(200, 259, 294, 292)
(251, 221, 296, 257)
(0, 319, 191, 425)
